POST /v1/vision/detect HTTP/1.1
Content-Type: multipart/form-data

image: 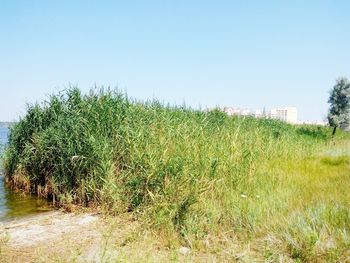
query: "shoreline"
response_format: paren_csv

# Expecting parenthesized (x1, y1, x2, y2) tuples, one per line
(0, 210, 192, 262)
(1, 211, 99, 247)
(1, 211, 103, 262)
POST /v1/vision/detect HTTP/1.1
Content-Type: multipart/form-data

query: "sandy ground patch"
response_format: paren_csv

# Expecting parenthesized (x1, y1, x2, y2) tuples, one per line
(3, 211, 98, 247)
(0, 211, 183, 262)
(0, 211, 107, 262)
(0, 211, 234, 262)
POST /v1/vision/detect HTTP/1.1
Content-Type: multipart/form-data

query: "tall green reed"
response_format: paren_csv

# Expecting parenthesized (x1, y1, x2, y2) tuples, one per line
(2, 87, 348, 257)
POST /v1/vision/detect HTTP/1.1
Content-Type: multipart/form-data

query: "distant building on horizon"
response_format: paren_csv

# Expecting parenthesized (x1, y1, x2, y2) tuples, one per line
(298, 120, 328, 126)
(222, 106, 299, 124)
(273, 107, 298, 124)
(223, 107, 250, 116)
(254, 109, 263, 118)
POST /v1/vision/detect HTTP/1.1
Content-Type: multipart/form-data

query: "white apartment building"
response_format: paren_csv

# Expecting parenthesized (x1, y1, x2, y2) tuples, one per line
(223, 107, 250, 116)
(223, 107, 238, 116)
(272, 107, 298, 124)
(222, 106, 298, 124)
(254, 109, 263, 118)
(240, 108, 251, 116)
(269, 109, 278, 119)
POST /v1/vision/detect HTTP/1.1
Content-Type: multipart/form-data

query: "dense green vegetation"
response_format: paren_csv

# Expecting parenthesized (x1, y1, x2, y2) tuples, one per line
(2, 88, 350, 261)
(327, 77, 350, 135)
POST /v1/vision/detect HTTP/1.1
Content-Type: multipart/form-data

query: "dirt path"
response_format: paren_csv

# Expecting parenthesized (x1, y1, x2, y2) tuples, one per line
(0, 211, 188, 262)
(3, 211, 99, 247)
(0, 211, 110, 262)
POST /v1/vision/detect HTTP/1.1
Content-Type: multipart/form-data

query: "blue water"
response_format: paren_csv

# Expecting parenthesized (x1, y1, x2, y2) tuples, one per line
(0, 127, 8, 151)
(0, 126, 51, 222)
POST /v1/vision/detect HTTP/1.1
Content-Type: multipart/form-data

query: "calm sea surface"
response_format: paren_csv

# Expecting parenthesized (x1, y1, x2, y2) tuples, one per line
(0, 126, 51, 222)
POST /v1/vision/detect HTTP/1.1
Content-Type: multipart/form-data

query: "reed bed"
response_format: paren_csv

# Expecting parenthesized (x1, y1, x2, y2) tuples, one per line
(2, 88, 350, 261)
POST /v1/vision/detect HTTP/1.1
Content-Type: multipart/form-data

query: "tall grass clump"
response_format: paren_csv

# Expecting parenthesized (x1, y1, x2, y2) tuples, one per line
(2, 87, 350, 261)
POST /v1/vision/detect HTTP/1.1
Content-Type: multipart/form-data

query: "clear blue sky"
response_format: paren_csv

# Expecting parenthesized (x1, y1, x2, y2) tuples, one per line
(1, 1, 349, 121)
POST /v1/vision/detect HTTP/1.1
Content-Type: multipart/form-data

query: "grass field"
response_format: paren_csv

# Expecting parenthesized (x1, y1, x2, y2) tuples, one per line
(2, 88, 350, 262)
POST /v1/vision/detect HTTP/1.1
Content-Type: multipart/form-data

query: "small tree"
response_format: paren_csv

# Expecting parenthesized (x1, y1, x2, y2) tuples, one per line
(327, 77, 350, 135)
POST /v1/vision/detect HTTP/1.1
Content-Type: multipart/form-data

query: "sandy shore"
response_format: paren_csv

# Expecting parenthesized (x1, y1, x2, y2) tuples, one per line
(0, 210, 229, 262)
(0, 211, 188, 262)
(2, 211, 99, 247)
(0, 211, 110, 262)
